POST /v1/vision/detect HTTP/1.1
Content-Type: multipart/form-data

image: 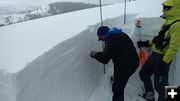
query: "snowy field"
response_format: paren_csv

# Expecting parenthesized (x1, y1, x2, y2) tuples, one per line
(0, 0, 180, 101)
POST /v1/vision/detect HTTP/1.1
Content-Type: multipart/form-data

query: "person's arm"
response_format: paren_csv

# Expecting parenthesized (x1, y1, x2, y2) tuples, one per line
(163, 22, 180, 63)
(93, 38, 115, 64)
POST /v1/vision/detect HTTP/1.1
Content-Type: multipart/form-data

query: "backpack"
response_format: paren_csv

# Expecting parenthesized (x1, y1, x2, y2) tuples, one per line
(152, 20, 180, 50)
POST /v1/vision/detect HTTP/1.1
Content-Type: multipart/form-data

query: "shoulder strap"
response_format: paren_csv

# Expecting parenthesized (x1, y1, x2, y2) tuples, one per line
(160, 20, 180, 35)
(160, 20, 180, 49)
(155, 20, 180, 50)
(165, 20, 180, 30)
(170, 20, 180, 26)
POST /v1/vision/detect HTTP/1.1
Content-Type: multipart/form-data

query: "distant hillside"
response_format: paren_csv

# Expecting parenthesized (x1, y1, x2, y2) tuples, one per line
(0, 2, 99, 27)
(48, 2, 99, 15)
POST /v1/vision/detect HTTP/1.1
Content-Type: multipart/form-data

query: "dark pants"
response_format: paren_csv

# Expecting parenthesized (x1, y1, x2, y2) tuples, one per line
(139, 52, 169, 101)
(112, 62, 138, 101)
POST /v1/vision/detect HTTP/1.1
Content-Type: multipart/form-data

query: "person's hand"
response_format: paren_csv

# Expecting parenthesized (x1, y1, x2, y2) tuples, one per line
(137, 41, 143, 48)
(137, 40, 150, 48)
(90, 51, 97, 58)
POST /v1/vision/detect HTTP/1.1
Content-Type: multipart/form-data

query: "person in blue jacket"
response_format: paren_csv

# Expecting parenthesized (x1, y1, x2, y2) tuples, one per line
(90, 26, 139, 101)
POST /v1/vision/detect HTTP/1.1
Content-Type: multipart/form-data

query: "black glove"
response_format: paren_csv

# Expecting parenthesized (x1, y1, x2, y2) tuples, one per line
(152, 36, 162, 49)
(90, 51, 97, 58)
(137, 40, 150, 48)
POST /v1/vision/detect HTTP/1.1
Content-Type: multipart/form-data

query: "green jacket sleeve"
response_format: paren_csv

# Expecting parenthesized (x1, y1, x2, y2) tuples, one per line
(163, 22, 180, 63)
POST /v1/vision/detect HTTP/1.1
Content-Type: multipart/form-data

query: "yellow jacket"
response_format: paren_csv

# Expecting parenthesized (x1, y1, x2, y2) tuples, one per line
(150, 0, 180, 63)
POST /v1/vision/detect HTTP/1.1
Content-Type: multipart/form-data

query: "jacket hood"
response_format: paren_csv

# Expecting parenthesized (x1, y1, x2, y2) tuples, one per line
(105, 27, 122, 38)
(162, 0, 176, 6)
(162, 0, 180, 20)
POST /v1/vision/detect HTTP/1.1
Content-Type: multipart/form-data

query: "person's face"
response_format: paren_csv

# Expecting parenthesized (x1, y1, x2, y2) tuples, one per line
(98, 35, 105, 41)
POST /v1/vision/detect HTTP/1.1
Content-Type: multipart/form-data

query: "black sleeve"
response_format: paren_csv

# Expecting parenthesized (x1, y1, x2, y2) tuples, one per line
(93, 38, 114, 64)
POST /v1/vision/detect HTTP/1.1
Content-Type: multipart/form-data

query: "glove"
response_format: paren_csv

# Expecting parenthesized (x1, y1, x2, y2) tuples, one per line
(90, 51, 97, 58)
(152, 36, 161, 44)
(137, 40, 150, 48)
(152, 36, 162, 49)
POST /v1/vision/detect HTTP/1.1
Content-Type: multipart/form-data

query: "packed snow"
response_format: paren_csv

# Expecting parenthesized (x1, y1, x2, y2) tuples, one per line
(0, 0, 180, 101)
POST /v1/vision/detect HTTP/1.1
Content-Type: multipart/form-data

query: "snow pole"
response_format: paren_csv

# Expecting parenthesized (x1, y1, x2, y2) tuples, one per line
(135, 19, 146, 66)
(99, 0, 103, 26)
(124, 0, 127, 24)
(99, 0, 106, 74)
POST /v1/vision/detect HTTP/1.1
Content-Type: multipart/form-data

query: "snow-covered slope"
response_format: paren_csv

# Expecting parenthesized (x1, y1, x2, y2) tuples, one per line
(1, 0, 180, 101)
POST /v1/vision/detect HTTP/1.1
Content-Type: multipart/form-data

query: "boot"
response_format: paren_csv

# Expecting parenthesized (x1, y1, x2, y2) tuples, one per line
(141, 91, 155, 101)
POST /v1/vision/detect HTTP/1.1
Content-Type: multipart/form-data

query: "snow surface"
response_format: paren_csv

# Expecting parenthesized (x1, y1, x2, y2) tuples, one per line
(0, 0, 163, 73)
(1, 0, 180, 101)
(0, 70, 16, 101)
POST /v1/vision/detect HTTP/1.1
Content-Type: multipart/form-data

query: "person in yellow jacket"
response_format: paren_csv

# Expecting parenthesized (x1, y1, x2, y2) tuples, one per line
(137, 0, 180, 101)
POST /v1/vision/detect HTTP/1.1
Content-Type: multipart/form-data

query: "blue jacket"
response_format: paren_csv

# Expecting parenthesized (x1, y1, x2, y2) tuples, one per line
(105, 27, 122, 38)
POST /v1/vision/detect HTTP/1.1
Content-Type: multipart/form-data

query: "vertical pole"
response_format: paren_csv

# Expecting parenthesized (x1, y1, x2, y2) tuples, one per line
(124, 0, 127, 24)
(99, 0, 103, 26)
(99, 0, 106, 74)
(102, 42, 106, 74)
